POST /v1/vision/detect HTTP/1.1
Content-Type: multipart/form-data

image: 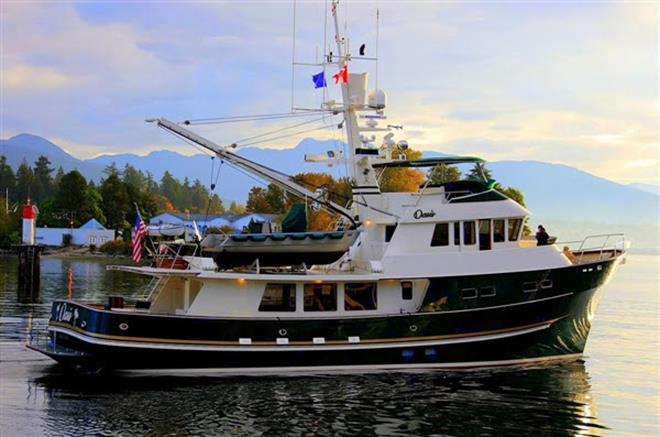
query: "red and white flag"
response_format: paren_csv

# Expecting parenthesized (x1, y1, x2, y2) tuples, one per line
(131, 209, 147, 263)
(333, 64, 348, 84)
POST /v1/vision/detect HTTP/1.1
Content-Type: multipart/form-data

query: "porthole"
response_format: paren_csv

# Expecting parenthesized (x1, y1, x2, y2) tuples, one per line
(409, 324, 418, 332)
(118, 323, 129, 331)
(522, 282, 538, 293)
(278, 328, 287, 336)
(460, 288, 478, 299)
(539, 280, 553, 289)
(479, 286, 496, 297)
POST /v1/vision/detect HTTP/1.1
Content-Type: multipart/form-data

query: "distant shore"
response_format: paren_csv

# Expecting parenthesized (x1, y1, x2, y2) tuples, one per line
(0, 246, 130, 261)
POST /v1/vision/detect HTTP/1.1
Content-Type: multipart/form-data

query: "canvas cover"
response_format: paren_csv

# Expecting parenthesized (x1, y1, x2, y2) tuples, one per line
(281, 203, 307, 232)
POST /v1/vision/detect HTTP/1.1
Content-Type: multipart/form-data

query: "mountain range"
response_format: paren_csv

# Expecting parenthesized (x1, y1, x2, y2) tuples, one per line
(2, 133, 658, 239)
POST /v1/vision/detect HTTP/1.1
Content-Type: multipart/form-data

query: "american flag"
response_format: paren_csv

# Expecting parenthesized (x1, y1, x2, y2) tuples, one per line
(131, 210, 147, 263)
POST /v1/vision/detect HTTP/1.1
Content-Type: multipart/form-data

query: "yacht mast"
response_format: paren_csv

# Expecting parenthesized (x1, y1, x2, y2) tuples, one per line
(331, 0, 380, 196)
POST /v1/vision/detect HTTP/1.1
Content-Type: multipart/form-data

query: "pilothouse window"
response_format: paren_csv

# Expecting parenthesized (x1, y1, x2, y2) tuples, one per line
(493, 219, 505, 243)
(258, 283, 296, 312)
(344, 283, 378, 311)
(463, 221, 476, 245)
(431, 223, 449, 247)
(304, 283, 337, 311)
(508, 219, 522, 242)
(479, 220, 491, 251)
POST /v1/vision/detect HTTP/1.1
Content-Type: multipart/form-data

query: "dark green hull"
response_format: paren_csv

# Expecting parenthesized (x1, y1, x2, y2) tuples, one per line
(30, 256, 620, 373)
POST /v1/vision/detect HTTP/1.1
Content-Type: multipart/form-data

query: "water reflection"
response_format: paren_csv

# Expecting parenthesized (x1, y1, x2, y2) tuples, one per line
(1, 257, 150, 320)
(23, 360, 604, 436)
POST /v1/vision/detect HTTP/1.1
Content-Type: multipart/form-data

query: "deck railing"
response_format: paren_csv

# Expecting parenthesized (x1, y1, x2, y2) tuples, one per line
(151, 242, 198, 270)
(555, 233, 626, 264)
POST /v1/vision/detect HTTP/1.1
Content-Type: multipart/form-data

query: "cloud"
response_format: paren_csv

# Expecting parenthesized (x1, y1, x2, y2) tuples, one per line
(2, 65, 85, 92)
(1, 1, 658, 185)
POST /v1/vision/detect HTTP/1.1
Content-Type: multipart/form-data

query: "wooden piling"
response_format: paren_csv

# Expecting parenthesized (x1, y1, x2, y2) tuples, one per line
(17, 245, 42, 303)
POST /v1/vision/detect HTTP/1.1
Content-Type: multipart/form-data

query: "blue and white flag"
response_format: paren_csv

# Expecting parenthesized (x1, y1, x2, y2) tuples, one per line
(312, 71, 327, 89)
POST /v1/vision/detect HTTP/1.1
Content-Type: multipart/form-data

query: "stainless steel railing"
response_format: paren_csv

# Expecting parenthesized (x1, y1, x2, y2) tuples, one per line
(555, 233, 626, 264)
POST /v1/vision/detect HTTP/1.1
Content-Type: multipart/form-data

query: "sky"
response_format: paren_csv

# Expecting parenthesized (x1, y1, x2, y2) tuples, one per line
(1, 0, 658, 185)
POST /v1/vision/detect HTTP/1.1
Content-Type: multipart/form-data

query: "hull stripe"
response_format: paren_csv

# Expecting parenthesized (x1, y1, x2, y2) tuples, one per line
(48, 318, 559, 352)
(64, 292, 574, 321)
(118, 353, 584, 375)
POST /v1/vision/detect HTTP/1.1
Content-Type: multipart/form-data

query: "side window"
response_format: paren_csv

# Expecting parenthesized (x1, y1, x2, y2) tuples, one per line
(304, 283, 337, 311)
(401, 281, 413, 300)
(508, 218, 522, 242)
(493, 219, 505, 243)
(479, 219, 492, 251)
(522, 281, 538, 293)
(259, 283, 296, 312)
(431, 223, 449, 247)
(385, 224, 397, 243)
(345, 283, 378, 311)
(453, 222, 460, 246)
(463, 221, 476, 245)
(460, 288, 477, 299)
(479, 286, 496, 297)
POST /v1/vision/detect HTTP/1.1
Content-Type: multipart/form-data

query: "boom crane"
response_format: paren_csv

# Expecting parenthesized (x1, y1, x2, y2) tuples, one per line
(147, 117, 357, 226)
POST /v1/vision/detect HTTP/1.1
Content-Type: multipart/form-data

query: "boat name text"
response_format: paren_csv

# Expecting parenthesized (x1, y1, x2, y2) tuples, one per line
(413, 209, 436, 219)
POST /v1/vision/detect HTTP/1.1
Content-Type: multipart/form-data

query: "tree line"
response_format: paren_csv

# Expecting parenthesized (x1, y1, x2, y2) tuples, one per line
(0, 155, 245, 247)
(1, 149, 530, 247)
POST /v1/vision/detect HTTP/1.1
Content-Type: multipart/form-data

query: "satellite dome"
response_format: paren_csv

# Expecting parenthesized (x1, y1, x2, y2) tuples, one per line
(368, 89, 386, 109)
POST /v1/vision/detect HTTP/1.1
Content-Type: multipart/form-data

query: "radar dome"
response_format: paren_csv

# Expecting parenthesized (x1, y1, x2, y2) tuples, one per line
(368, 89, 386, 109)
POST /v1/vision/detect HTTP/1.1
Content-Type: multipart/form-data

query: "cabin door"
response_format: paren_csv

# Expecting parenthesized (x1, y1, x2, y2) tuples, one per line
(478, 219, 491, 251)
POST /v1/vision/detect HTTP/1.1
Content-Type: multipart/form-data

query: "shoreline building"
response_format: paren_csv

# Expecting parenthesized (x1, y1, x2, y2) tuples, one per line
(35, 218, 115, 247)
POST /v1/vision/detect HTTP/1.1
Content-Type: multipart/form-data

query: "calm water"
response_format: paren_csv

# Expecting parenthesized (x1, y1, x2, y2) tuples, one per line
(0, 254, 658, 436)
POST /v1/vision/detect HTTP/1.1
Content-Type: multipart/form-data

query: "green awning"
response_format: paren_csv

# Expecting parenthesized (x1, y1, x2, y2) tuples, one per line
(371, 156, 484, 168)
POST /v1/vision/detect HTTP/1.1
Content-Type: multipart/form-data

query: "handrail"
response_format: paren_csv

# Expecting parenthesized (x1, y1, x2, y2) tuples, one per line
(153, 242, 199, 270)
(555, 233, 625, 264)
(446, 188, 494, 203)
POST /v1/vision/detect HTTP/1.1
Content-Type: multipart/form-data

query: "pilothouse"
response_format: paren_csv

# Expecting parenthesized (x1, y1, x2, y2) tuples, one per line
(29, 1, 626, 374)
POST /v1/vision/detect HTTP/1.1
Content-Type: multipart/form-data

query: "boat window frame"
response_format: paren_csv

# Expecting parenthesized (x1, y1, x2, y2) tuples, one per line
(401, 281, 413, 300)
(344, 282, 378, 311)
(479, 286, 496, 297)
(539, 279, 553, 289)
(258, 283, 297, 312)
(508, 218, 523, 242)
(430, 222, 450, 247)
(303, 283, 338, 312)
(463, 221, 476, 246)
(453, 222, 460, 246)
(478, 219, 491, 251)
(460, 288, 478, 300)
(493, 219, 505, 243)
(522, 281, 538, 293)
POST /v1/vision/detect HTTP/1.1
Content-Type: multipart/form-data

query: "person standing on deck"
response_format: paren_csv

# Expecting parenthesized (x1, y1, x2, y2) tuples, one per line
(536, 225, 550, 246)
